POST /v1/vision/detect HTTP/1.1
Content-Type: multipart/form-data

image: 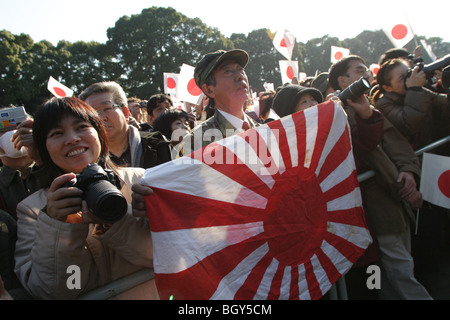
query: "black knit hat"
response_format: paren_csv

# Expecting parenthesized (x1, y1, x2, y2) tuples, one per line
(272, 85, 323, 118)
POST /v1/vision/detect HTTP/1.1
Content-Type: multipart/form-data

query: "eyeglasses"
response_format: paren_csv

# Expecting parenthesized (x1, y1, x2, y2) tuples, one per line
(92, 102, 121, 117)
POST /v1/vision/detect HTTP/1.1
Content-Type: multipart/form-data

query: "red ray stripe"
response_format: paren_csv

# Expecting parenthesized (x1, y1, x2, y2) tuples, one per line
(289, 265, 300, 300)
(266, 262, 285, 300)
(322, 171, 359, 202)
(155, 236, 266, 300)
(145, 188, 265, 232)
(199, 143, 274, 199)
(304, 260, 322, 300)
(267, 118, 292, 169)
(327, 207, 368, 228)
(233, 250, 274, 299)
(291, 111, 307, 167)
(324, 231, 366, 264)
(245, 130, 282, 178)
(316, 129, 352, 183)
(308, 101, 336, 172)
(316, 248, 341, 285)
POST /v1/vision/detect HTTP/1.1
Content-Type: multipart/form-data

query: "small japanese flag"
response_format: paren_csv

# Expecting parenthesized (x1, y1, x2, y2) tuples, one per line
(420, 39, 437, 61)
(47, 76, 73, 98)
(370, 64, 380, 77)
(164, 73, 179, 99)
(279, 60, 299, 85)
(263, 82, 274, 91)
(383, 19, 415, 48)
(273, 29, 296, 61)
(331, 46, 350, 64)
(420, 153, 450, 209)
(178, 64, 203, 105)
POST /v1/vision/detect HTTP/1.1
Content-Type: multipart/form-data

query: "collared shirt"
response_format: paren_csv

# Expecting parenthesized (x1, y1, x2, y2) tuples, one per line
(217, 109, 250, 133)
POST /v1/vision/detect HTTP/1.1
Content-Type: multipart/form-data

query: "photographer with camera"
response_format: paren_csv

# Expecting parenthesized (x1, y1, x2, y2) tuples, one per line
(372, 57, 450, 153)
(13, 97, 158, 300)
(329, 55, 432, 299)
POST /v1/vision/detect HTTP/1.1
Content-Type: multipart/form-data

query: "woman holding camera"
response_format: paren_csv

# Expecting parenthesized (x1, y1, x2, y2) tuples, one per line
(372, 58, 450, 152)
(14, 97, 158, 300)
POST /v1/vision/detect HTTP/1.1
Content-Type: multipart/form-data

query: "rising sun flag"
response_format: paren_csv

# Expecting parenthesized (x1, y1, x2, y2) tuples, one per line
(142, 100, 372, 300)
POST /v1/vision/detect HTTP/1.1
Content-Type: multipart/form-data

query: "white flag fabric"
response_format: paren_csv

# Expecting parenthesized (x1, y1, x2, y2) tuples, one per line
(279, 60, 299, 85)
(178, 64, 203, 105)
(331, 46, 350, 64)
(164, 72, 180, 99)
(273, 29, 296, 61)
(383, 19, 415, 48)
(47, 76, 73, 98)
(420, 153, 450, 209)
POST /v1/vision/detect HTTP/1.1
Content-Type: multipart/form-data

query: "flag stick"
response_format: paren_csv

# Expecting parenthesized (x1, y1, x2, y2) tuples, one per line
(404, 14, 419, 47)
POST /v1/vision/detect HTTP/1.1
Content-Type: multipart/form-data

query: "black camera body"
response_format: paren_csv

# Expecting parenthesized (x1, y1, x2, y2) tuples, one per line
(336, 77, 371, 106)
(63, 163, 128, 223)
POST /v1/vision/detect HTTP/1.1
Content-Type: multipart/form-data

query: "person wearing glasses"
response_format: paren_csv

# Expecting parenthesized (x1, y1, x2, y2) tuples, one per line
(329, 55, 432, 300)
(79, 82, 171, 169)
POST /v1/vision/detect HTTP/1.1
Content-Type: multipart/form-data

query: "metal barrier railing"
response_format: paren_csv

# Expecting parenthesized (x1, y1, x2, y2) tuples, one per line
(78, 136, 450, 300)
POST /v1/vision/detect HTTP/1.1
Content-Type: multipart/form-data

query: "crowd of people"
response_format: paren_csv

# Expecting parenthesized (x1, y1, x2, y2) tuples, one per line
(0, 45, 449, 300)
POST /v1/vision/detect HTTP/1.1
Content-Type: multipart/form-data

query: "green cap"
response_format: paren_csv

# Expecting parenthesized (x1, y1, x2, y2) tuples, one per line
(194, 49, 249, 89)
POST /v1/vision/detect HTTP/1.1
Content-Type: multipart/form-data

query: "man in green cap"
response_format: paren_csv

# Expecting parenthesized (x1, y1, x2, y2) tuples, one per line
(182, 49, 259, 152)
(131, 49, 260, 217)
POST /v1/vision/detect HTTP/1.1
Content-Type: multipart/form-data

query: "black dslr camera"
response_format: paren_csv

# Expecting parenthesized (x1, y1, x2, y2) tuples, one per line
(336, 77, 371, 106)
(63, 163, 128, 223)
(407, 54, 450, 81)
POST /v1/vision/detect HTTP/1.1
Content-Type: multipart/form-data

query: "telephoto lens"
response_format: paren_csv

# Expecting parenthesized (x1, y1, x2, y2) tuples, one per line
(337, 77, 371, 106)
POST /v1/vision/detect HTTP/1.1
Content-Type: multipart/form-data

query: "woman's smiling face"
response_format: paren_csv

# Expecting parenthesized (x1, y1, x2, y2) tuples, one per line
(46, 114, 101, 173)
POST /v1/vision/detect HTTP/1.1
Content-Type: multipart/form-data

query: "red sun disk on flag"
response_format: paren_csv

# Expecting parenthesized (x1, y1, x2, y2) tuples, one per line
(438, 170, 450, 198)
(373, 67, 380, 76)
(264, 167, 326, 266)
(187, 78, 202, 96)
(334, 51, 344, 61)
(391, 24, 408, 40)
(53, 87, 67, 97)
(280, 38, 287, 48)
(286, 66, 295, 80)
(167, 77, 177, 89)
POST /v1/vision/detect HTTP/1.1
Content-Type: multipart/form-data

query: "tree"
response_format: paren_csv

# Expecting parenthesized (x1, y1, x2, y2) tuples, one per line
(106, 6, 233, 99)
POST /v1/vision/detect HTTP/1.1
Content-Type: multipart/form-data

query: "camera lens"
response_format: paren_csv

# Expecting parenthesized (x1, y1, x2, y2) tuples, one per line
(338, 77, 370, 106)
(84, 180, 128, 223)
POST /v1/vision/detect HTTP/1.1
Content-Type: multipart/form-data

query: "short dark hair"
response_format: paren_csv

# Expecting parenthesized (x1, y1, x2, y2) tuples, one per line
(32, 97, 109, 186)
(328, 55, 366, 91)
(146, 94, 173, 116)
(152, 108, 189, 140)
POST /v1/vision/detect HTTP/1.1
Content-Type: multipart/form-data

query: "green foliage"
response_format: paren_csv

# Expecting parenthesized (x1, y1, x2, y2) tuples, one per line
(1, 7, 449, 113)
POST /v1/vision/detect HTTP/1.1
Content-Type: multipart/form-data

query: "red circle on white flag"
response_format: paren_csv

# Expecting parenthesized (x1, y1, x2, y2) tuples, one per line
(286, 66, 295, 79)
(372, 67, 380, 76)
(391, 24, 408, 40)
(280, 38, 287, 48)
(334, 51, 344, 61)
(187, 78, 202, 96)
(167, 77, 176, 89)
(438, 170, 450, 198)
(53, 87, 67, 97)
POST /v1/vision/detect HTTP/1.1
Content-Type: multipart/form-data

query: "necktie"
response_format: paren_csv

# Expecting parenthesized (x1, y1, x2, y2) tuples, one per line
(242, 121, 250, 131)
